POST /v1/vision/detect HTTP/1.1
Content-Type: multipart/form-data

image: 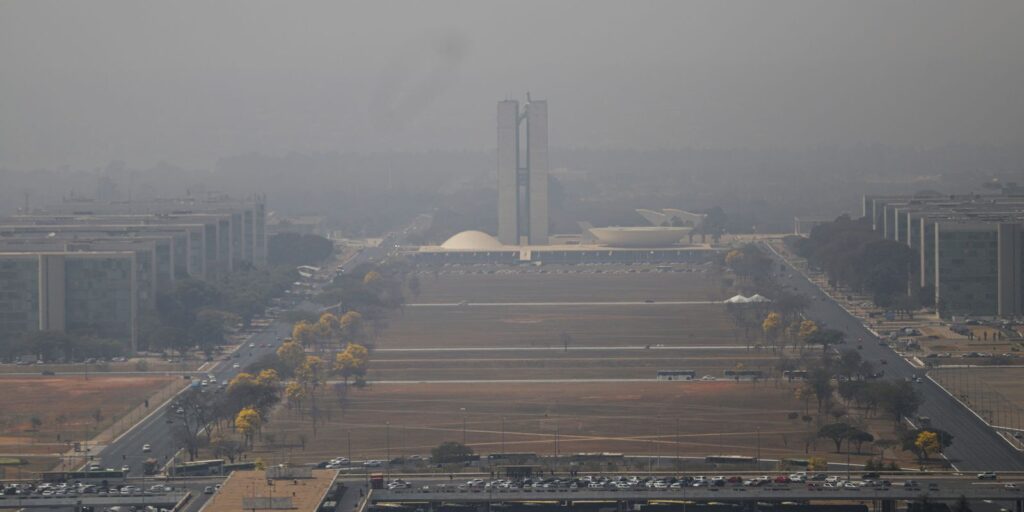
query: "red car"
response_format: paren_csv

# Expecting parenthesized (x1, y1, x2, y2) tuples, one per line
(774, 476, 790, 483)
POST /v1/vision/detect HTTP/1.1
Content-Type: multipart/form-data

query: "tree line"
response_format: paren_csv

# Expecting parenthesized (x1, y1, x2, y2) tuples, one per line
(785, 215, 916, 308)
(723, 243, 950, 468)
(140, 265, 297, 356)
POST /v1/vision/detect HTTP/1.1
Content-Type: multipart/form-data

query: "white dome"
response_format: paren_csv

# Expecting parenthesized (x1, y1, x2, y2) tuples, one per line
(588, 226, 692, 247)
(440, 230, 505, 250)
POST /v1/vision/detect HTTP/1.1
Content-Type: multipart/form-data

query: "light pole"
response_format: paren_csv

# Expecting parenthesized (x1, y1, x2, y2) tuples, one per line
(347, 431, 352, 470)
(756, 427, 761, 464)
(385, 421, 390, 483)
(460, 408, 467, 445)
(501, 417, 506, 455)
(675, 417, 680, 470)
(845, 438, 851, 482)
(554, 422, 559, 468)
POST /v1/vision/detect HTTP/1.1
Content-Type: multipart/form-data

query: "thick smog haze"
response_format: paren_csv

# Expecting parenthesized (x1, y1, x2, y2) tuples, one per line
(2, 1, 1023, 169)
(4, 1, 1024, 490)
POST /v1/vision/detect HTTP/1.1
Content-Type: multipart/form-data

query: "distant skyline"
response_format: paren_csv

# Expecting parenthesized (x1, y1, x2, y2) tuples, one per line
(2, 1, 1023, 169)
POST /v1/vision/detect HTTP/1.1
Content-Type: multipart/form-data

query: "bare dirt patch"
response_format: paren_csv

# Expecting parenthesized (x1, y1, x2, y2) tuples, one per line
(251, 381, 860, 465)
(380, 304, 741, 350)
(0, 375, 175, 459)
(412, 267, 726, 303)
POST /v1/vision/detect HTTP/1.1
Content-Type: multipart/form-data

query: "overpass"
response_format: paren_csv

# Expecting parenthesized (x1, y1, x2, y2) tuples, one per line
(0, 491, 188, 509)
(372, 486, 1024, 512)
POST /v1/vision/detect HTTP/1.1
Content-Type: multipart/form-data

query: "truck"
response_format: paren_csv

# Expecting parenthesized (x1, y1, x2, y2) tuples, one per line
(370, 473, 385, 490)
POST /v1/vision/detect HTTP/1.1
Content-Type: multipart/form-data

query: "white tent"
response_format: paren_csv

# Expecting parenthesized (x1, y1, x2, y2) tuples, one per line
(748, 294, 771, 303)
(724, 295, 752, 304)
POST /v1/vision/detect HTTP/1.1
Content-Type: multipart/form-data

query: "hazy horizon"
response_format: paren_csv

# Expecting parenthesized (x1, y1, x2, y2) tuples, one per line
(2, 1, 1023, 170)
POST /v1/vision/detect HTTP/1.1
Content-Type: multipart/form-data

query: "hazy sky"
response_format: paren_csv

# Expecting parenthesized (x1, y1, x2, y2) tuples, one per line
(2, 1, 1022, 169)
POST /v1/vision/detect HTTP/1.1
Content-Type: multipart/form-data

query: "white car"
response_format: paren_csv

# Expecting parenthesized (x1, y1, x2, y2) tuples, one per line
(233, 363, 240, 369)
(142, 444, 151, 452)
(120, 465, 131, 473)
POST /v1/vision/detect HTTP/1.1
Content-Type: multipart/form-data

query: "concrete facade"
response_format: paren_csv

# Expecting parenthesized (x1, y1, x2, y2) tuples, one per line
(497, 97, 548, 245)
(0, 251, 139, 352)
(861, 194, 1024, 318)
(0, 196, 267, 352)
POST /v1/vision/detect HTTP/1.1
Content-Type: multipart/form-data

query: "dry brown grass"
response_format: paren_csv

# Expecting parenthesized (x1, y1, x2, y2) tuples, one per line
(412, 268, 725, 303)
(249, 381, 866, 465)
(0, 375, 175, 456)
(239, 267, 909, 468)
(380, 303, 744, 350)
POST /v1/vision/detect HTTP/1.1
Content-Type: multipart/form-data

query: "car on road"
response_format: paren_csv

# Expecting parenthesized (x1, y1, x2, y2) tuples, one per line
(1005, 483, 1018, 490)
(142, 444, 151, 452)
(249, 343, 256, 348)
(120, 465, 130, 473)
(203, 486, 215, 494)
(979, 472, 998, 480)
(233, 363, 240, 369)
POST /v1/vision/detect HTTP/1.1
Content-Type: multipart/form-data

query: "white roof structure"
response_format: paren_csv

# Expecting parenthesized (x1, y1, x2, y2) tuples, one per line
(587, 226, 692, 247)
(636, 209, 670, 226)
(636, 208, 708, 228)
(724, 294, 771, 304)
(440, 230, 506, 250)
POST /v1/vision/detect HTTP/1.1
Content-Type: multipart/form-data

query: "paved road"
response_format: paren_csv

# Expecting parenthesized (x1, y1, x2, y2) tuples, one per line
(344, 378, 665, 385)
(0, 492, 187, 509)
(375, 345, 750, 353)
(407, 301, 721, 307)
(94, 242, 385, 477)
(94, 322, 294, 476)
(762, 242, 1024, 472)
(373, 483, 1024, 504)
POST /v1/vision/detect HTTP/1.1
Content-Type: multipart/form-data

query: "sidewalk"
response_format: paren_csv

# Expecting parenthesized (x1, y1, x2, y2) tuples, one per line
(766, 239, 943, 340)
(52, 376, 192, 471)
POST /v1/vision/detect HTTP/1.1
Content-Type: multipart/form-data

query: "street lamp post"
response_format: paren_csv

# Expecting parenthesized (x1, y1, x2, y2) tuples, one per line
(460, 408, 467, 445)
(385, 421, 390, 483)
(501, 417, 506, 455)
(756, 427, 761, 464)
(846, 439, 851, 482)
(675, 417, 680, 470)
(552, 421, 561, 458)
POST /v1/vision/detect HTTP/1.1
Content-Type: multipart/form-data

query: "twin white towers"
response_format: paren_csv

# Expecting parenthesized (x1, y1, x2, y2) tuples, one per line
(497, 96, 548, 246)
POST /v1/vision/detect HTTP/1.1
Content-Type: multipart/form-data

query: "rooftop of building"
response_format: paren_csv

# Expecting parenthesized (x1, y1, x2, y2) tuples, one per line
(0, 250, 137, 258)
(200, 468, 338, 512)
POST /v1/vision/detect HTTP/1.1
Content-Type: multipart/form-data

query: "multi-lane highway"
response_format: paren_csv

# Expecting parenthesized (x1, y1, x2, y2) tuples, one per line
(763, 242, 1024, 472)
(94, 321, 295, 477)
(89, 216, 411, 481)
(92, 241, 386, 477)
(373, 482, 1024, 505)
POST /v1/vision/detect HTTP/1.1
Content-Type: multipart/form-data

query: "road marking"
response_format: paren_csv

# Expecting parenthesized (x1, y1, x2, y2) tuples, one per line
(340, 378, 736, 384)
(407, 301, 723, 307)
(375, 345, 752, 352)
